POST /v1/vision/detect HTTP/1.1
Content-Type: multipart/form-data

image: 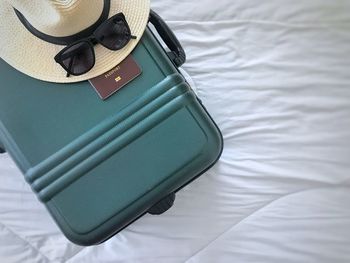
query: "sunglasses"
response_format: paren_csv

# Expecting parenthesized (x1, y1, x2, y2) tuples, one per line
(54, 13, 136, 77)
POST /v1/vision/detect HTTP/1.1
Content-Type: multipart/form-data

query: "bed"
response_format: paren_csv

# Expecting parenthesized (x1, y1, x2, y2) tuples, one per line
(1, 0, 350, 262)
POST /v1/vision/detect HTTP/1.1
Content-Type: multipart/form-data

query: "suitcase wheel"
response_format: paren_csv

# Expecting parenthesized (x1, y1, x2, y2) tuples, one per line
(148, 193, 176, 215)
(0, 147, 5, 154)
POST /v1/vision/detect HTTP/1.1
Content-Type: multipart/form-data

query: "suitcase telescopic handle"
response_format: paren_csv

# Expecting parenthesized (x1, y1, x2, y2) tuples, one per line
(149, 10, 186, 67)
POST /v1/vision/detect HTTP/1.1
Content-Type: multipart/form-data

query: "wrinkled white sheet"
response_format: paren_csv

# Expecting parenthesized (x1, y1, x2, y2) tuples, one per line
(1, 0, 350, 262)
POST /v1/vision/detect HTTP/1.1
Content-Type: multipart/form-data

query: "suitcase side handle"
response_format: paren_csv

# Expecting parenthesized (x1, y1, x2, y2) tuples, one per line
(149, 10, 186, 67)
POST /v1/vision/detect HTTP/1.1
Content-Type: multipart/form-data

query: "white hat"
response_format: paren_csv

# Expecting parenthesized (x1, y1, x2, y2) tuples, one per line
(0, 0, 150, 83)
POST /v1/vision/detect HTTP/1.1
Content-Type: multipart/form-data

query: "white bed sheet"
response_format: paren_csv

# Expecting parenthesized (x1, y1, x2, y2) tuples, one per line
(1, 0, 350, 262)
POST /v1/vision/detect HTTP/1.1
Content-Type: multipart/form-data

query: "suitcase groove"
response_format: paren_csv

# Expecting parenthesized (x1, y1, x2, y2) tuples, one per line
(25, 73, 184, 184)
(28, 82, 195, 202)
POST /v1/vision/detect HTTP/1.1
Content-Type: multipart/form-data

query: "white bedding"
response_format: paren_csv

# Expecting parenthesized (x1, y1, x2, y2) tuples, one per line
(1, 0, 350, 262)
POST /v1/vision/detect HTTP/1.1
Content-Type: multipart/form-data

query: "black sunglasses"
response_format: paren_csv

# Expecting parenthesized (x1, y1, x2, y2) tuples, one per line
(54, 13, 136, 77)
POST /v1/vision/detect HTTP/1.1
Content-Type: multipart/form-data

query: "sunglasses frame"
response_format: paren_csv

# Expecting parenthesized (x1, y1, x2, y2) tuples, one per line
(54, 12, 136, 77)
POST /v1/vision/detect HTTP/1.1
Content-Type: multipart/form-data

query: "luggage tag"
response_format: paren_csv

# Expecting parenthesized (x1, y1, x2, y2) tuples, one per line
(89, 55, 142, 100)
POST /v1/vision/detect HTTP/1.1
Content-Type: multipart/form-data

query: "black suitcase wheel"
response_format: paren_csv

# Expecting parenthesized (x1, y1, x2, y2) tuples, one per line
(0, 147, 5, 154)
(148, 193, 176, 215)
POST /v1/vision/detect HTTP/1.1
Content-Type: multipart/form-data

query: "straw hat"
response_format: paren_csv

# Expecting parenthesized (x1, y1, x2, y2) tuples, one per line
(0, 0, 150, 83)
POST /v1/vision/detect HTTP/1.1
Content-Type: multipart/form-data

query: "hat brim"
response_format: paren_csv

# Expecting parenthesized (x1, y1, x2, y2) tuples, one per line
(0, 0, 150, 83)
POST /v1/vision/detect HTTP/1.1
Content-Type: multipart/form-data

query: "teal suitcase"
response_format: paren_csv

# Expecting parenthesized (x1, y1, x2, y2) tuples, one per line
(0, 11, 223, 246)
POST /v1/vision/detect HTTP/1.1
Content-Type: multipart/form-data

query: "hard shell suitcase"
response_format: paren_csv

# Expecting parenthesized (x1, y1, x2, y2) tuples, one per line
(0, 11, 223, 246)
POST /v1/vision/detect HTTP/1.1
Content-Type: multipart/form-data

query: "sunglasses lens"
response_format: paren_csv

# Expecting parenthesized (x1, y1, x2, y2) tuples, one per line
(95, 16, 132, 50)
(60, 42, 95, 76)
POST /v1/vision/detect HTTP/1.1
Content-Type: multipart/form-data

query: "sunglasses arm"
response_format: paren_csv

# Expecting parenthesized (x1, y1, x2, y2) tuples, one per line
(66, 55, 75, 78)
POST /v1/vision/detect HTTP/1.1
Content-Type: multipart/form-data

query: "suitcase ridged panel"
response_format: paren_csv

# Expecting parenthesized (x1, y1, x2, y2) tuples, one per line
(28, 79, 194, 202)
(25, 73, 184, 184)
